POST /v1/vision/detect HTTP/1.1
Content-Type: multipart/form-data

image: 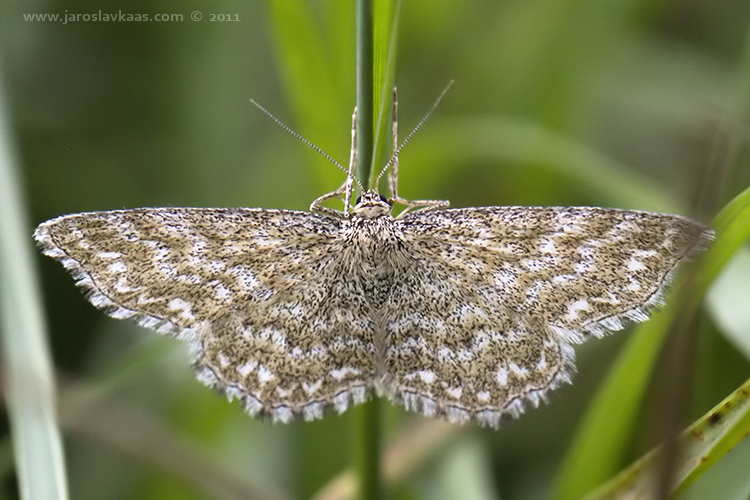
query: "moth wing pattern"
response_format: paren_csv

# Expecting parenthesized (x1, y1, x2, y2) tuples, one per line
(34, 208, 379, 421)
(382, 206, 712, 426)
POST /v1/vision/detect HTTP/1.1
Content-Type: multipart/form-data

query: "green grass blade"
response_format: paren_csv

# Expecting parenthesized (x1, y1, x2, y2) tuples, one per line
(313, 421, 463, 500)
(265, 0, 347, 126)
(706, 247, 750, 359)
(668, 376, 750, 497)
(371, 0, 399, 181)
(0, 63, 69, 499)
(553, 183, 750, 500)
(552, 308, 675, 500)
(409, 117, 685, 213)
(265, 0, 353, 183)
(581, 376, 750, 500)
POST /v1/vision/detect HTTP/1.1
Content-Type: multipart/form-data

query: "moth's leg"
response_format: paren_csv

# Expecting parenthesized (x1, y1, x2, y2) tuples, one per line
(388, 87, 400, 206)
(310, 185, 349, 218)
(343, 107, 357, 215)
(392, 198, 450, 219)
(388, 89, 449, 218)
(310, 108, 358, 219)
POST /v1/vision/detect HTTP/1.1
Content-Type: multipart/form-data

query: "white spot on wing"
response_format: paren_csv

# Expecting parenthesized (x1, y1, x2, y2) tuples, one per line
(114, 277, 138, 293)
(565, 299, 590, 320)
(108, 262, 127, 273)
(303, 379, 323, 396)
(275, 386, 292, 398)
(445, 387, 463, 399)
(257, 365, 274, 384)
(495, 368, 508, 386)
(477, 391, 491, 402)
(538, 238, 556, 253)
(330, 367, 361, 381)
(218, 351, 230, 367)
(167, 297, 195, 322)
(214, 283, 231, 300)
(509, 362, 528, 378)
(237, 361, 256, 377)
(98, 251, 122, 259)
(627, 259, 647, 271)
(419, 370, 436, 384)
(575, 261, 591, 274)
(592, 292, 621, 305)
(536, 352, 547, 371)
(626, 276, 641, 291)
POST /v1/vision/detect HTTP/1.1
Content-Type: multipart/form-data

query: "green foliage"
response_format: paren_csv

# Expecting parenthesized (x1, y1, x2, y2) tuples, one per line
(0, 63, 68, 499)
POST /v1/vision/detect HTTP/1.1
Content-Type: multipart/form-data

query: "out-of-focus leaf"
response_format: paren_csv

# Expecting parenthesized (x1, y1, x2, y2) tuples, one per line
(0, 63, 69, 499)
(707, 247, 750, 360)
(265, 0, 354, 186)
(582, 376, 750, 499)
(437, 437, 499, 500)
(681, 429, 750, 500)
(312, 420, 463, 500)
(407, 117, 683, 212)
(371, 0, 399, 179)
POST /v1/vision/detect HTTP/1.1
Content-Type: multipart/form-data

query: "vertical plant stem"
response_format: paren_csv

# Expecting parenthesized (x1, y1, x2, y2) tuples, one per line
(0, 60, 69, 499)
(353, 398, 382, 500)
(353, 3, 383, 500)
(356, 0, 374, 190)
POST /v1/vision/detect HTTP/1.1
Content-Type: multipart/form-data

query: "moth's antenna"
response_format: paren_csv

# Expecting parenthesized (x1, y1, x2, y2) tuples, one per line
(250, 99, 349, 176)
(374, 80, 454, 186)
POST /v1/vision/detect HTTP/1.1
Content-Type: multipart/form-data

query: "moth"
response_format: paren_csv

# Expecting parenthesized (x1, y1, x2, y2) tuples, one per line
(35, 90, 712, 427)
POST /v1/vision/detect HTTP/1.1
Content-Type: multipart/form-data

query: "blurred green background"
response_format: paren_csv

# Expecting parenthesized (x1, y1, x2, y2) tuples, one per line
(2, 0, 750, 499)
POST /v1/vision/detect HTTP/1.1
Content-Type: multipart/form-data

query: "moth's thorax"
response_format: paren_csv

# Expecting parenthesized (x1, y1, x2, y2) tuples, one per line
(352, 191, 392, 219)
(342, 213, 408, 275)
(341, 215, 408, 310)
(346, 216, 402, 250)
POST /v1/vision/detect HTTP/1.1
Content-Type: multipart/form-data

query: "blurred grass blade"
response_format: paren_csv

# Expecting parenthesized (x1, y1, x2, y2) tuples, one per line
(438, 436, 499, 500)
(552, 303, 674, 500)
(553, 183, 750, 500)
(371, 0, 399, 178)
(0, 63, 69, 497)
(706, 247, 750, 359)
(59, 377, 292, 500)
(582, 376, 750, 500)
(313, 420, 463, 500)
(410, 117, 685, 213)
(265, 0, 349, 127)
(265, 0, 354, 184)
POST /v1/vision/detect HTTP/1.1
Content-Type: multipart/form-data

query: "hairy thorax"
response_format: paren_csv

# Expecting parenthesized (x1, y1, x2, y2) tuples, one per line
(338, 214, 410, 309)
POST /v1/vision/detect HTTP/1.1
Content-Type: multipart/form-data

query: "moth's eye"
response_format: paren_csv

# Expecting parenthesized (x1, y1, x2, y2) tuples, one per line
(355, 196, 362, 205)
(379, 194, 389, 204)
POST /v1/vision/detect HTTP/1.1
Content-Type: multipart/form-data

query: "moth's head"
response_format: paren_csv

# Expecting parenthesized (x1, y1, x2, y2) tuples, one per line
(352, 191, 392, 219)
